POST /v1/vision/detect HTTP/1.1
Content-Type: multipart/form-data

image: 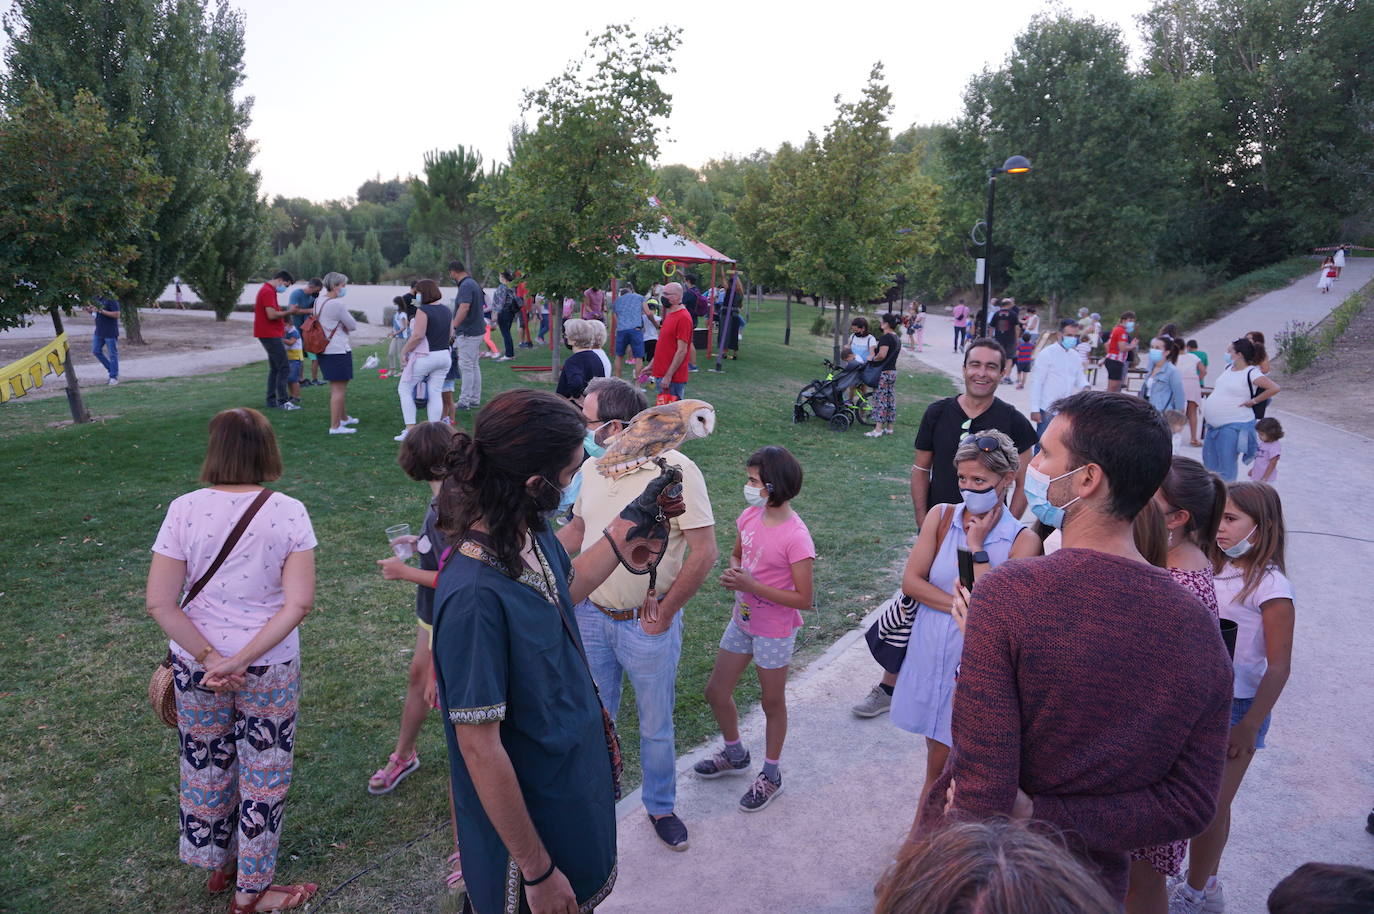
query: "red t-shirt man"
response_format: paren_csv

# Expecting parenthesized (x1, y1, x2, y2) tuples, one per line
(651, 305, 693, 391)
(254, 280, 287, 338)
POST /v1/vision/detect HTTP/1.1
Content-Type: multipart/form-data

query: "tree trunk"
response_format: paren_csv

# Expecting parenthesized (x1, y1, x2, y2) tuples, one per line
(550, 296, 563, 374)
(50, 308, 91, 424)
(119, 295, 146, 344)
(784, 291, 792, 346)
(832, 298, 845, 363)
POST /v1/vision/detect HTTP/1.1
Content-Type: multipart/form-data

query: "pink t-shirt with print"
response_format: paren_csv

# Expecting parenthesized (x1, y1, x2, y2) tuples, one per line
(152, 488, 317, 665)
(733, 506, 816, 638)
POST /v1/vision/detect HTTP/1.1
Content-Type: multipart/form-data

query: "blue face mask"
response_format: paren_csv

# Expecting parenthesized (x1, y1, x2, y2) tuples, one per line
(555, 469, 582, 518)
(1220, 524, 1256, 559)
(1124, 321, 1136, 333)
(335, 287, 348, 299)
(1148, 348, 1165, 364)
(584, 425, 607, 459)
(1060, 337, 1078, 350)
(1024, 463, 1084, 529)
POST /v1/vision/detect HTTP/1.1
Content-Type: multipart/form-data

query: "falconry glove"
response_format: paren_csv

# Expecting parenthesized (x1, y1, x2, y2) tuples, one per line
(602, 460, 686, 621)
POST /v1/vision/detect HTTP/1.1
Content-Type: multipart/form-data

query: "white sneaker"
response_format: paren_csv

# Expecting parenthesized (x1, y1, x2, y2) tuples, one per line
(341, 416, 359, 426)
(1169, 879, 1224, 914)
(329, 426, 357, 435)
(864, 429, 883, 438)
(107, 377, 119, 386)
(393, 430, 408, 442)
(280, 402, 301, 411)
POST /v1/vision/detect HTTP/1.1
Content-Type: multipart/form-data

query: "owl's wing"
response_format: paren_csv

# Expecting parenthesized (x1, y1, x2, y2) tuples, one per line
(595, 411, 687, 479)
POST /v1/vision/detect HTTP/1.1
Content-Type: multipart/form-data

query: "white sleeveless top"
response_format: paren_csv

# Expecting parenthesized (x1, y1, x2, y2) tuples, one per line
(1202, 364, 1259, 426)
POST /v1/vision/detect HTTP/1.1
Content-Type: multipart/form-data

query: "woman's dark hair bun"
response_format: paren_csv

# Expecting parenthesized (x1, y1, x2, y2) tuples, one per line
(445, 432, 481, 483)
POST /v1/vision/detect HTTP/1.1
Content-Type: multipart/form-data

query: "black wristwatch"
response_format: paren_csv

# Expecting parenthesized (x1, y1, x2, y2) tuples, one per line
(971, 550, 990, 565)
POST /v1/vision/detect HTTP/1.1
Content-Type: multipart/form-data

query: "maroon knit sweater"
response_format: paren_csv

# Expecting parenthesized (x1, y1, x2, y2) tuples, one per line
(918, 548, 1233, 901)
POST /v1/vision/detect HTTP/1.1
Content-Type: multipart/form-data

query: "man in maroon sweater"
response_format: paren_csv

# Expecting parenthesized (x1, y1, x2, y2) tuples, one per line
(919, 390, 1232, 902)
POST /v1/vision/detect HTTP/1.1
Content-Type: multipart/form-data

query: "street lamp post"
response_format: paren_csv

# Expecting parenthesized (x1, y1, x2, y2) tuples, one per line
(980, 154, 1031, 326)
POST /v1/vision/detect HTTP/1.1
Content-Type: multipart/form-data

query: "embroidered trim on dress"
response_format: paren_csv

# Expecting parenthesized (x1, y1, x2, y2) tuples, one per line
(449, 702, 506, 724)
(458, 540, 558, 606)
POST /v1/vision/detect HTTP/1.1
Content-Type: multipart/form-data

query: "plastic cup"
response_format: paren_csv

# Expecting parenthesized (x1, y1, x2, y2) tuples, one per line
(1219, 618, 1238, 659)
(386, 523, 414, 560)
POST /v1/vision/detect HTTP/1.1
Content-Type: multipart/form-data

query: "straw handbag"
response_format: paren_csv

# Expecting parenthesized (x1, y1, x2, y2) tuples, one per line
(148, 489, 273, 728)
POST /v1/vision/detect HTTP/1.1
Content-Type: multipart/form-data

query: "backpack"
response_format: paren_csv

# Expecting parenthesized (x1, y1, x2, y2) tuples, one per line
(301, 310, 343, 355)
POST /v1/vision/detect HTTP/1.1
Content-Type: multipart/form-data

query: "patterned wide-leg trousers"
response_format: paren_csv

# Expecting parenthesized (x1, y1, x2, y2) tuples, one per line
(173, 653, 300, 894)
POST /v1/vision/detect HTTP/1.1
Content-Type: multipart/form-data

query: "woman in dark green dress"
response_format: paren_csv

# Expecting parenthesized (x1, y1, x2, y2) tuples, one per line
(431, 388, 682, 914)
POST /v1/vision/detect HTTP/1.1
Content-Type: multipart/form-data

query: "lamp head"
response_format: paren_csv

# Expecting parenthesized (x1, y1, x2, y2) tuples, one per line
(1001, 155, 1032, 175)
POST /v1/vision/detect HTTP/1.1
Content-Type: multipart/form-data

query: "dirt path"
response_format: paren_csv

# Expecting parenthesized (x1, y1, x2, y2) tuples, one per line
(0, 309, 388, 401)
(1268, 284, 1374, 434)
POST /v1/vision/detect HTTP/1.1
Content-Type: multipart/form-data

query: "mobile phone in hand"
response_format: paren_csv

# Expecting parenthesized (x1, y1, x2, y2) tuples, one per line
(957, 548, 975, 591)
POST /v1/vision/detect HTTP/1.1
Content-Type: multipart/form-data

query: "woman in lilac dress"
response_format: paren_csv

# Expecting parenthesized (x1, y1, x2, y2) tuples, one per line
(1127, 456, 1227, 914)
(890, 431, 1042, 810)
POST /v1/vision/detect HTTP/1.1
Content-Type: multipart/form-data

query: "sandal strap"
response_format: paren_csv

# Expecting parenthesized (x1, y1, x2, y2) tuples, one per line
(370, 752, 417, 782)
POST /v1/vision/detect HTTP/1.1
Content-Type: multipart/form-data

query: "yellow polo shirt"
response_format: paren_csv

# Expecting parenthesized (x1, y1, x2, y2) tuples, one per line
(573, 448, 714, 610)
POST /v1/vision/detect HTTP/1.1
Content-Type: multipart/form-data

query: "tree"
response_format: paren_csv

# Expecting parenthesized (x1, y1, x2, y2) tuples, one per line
(3, 0, 253, 343)
(954, 14, 1178, 306)
(410, 146, 500, 276)
(0, 88, 168, 420)
(361, 228, 387, 284)
(786, 65, 940, 359)
(183, 133, 269, 320)
(488, 23, 678, 370)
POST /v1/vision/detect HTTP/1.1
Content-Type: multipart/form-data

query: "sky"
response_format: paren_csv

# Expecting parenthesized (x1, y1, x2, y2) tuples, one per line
(7, 0, 1157, 201)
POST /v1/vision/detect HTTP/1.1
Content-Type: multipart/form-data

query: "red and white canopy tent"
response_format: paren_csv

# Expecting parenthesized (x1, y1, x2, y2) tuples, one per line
(617, 197, 738, 353)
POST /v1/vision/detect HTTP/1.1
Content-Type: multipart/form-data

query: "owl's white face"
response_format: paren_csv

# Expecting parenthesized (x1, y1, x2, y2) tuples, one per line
(686, 404, 716, 439)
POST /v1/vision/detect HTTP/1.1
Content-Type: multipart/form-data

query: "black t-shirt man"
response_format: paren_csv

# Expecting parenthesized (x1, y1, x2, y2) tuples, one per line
(914, 396, 1038, 508)
(992, 304, 1020, 356)
(682, 285, 702, 324)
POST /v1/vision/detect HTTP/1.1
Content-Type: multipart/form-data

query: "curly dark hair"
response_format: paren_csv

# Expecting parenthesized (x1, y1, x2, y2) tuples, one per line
(437, 389, 586, 571)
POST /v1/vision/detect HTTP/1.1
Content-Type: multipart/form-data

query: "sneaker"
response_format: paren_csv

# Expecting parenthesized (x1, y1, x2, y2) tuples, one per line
(693, 746, 751, 779)
(864, 429, 883, 438)
(1169, 879, 1224, 914)
(341, 415, 359, 426)
(367, 752, 419, 795)
(739, 771, 783, 813)
(107, 377, 119, 386)
(329, 426, 357, 435)
(280, 402, 301, 411)
(852, 685, 892, 718)
(648, 813, 689, 852)
(688, 364, 700, 372)
(393, 431, 408, 442)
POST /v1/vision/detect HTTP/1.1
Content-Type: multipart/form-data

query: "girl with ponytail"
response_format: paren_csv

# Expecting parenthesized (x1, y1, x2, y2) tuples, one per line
(1128, 456, 1228, 912)
(430, 388, 685, 914)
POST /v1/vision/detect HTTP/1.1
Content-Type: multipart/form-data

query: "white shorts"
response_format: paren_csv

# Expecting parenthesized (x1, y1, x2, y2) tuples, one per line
(719, 618, 797, 670)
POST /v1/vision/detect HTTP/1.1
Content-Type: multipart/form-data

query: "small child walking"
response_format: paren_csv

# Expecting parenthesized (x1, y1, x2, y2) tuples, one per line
(1014, 332, 1035, 388)
(283, 323, 304, 408)
(1249, 417, 1283, 482)
(694, 446, 815, 812)
(1171, 482, 1294, 914)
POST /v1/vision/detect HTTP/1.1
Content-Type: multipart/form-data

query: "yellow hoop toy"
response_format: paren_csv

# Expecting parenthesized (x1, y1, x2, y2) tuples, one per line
(662, 260, 677, 277)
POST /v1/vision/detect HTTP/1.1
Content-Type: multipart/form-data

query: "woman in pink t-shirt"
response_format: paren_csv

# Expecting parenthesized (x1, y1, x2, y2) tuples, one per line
(693, 446, 815, 813)
(951, 301, 970, 352)
(146, 408, 318, 913)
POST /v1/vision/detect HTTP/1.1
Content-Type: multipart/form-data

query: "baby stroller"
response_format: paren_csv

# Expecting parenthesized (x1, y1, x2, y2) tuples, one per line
(793, 359, 870, 431)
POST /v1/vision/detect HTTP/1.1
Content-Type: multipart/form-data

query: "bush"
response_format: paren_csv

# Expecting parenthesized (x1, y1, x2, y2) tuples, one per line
(810, 314, 830, 336)
(1276, 321, 1318, 373)
(349, 309, 368, 324)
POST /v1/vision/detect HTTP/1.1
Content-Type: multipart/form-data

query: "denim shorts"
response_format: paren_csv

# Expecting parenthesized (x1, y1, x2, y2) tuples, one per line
(287, 359, 302, 383)
(1231, 697, 1271, 748)
(719, 618, 797, 670)
(615, 327, 645, 359)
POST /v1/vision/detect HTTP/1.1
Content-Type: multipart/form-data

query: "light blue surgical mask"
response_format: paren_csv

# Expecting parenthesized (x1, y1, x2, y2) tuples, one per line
(1124, 321, 1136, 333)
(960, 485, 1002, 515)
(335, 287, 348, 299)
(555, 469, 583, 518)
(1060, 337, 1078, 351)
(743, 484, 769, 508)
(1220, 525, 1257, 559)
(1148, 348, 1165, 364)
(584, 426, 607, 459)
(1024, 463, 1084, 529)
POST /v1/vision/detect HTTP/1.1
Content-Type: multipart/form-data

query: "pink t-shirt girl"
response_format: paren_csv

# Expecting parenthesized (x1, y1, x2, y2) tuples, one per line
(152, 488, 317, 665)
(733, 506, 816, 638)
(952, 304, 970, 328)
(1249, 439, 1281, 482)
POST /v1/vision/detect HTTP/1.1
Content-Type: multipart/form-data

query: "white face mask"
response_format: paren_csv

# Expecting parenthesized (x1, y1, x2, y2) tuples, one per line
(1220, 524, 1257, 559)
(743, 485, 769, 508)
(959, 485, 1002, 515)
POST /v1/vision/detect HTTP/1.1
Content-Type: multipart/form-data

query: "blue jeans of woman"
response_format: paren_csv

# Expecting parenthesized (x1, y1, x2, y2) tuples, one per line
(497, 309, 516, 357)
(1202, 419, 1257, 482)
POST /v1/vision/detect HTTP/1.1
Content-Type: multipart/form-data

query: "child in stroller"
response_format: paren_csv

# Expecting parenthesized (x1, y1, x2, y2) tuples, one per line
(793, 355, 872, 431)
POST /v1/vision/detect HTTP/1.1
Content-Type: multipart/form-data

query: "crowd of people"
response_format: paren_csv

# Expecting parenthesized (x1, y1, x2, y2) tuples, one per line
(139, 262, 1374, 914)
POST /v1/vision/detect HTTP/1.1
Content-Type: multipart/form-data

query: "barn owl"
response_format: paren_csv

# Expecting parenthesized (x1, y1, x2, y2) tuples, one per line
(595, 399, 716, 478)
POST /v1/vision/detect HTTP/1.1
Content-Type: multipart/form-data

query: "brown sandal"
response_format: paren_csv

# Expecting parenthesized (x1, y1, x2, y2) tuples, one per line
(208, 862, 237, 893)
(228, 883, 319, 913)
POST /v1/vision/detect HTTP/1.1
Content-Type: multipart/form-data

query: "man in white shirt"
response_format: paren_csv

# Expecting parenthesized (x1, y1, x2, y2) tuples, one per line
(1028, 318, 1090, 441)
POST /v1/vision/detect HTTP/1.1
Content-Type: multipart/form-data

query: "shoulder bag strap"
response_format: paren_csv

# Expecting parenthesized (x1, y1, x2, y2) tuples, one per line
(932, 503, 956, 555)
(180, 488, 273, 609)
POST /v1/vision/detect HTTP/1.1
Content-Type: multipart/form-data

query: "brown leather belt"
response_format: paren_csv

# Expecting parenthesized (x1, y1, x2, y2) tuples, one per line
(593, 601, 639, 622)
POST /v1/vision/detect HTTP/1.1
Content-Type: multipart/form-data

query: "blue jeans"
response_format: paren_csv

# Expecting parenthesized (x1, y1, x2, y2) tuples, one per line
(538, 312, 549, 341)
(574, 599, 683, 815)
(657, 380, 686, 400)
(1202, 419, 1256, 482)
(92, 335, 118, 379)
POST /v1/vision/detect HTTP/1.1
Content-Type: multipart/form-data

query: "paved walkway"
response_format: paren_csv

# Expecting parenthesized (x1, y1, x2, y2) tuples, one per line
(602, 263, 1374, 913)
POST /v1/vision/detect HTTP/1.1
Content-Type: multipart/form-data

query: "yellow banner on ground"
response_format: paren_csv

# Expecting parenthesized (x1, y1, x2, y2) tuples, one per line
(0, 333, 68, 403)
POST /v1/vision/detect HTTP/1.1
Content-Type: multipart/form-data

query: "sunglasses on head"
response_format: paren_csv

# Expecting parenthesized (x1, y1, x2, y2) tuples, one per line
(962, 435, 1002, 453)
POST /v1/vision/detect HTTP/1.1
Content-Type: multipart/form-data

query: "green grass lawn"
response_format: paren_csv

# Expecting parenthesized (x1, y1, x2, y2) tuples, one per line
(0, 300, 952, 913)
